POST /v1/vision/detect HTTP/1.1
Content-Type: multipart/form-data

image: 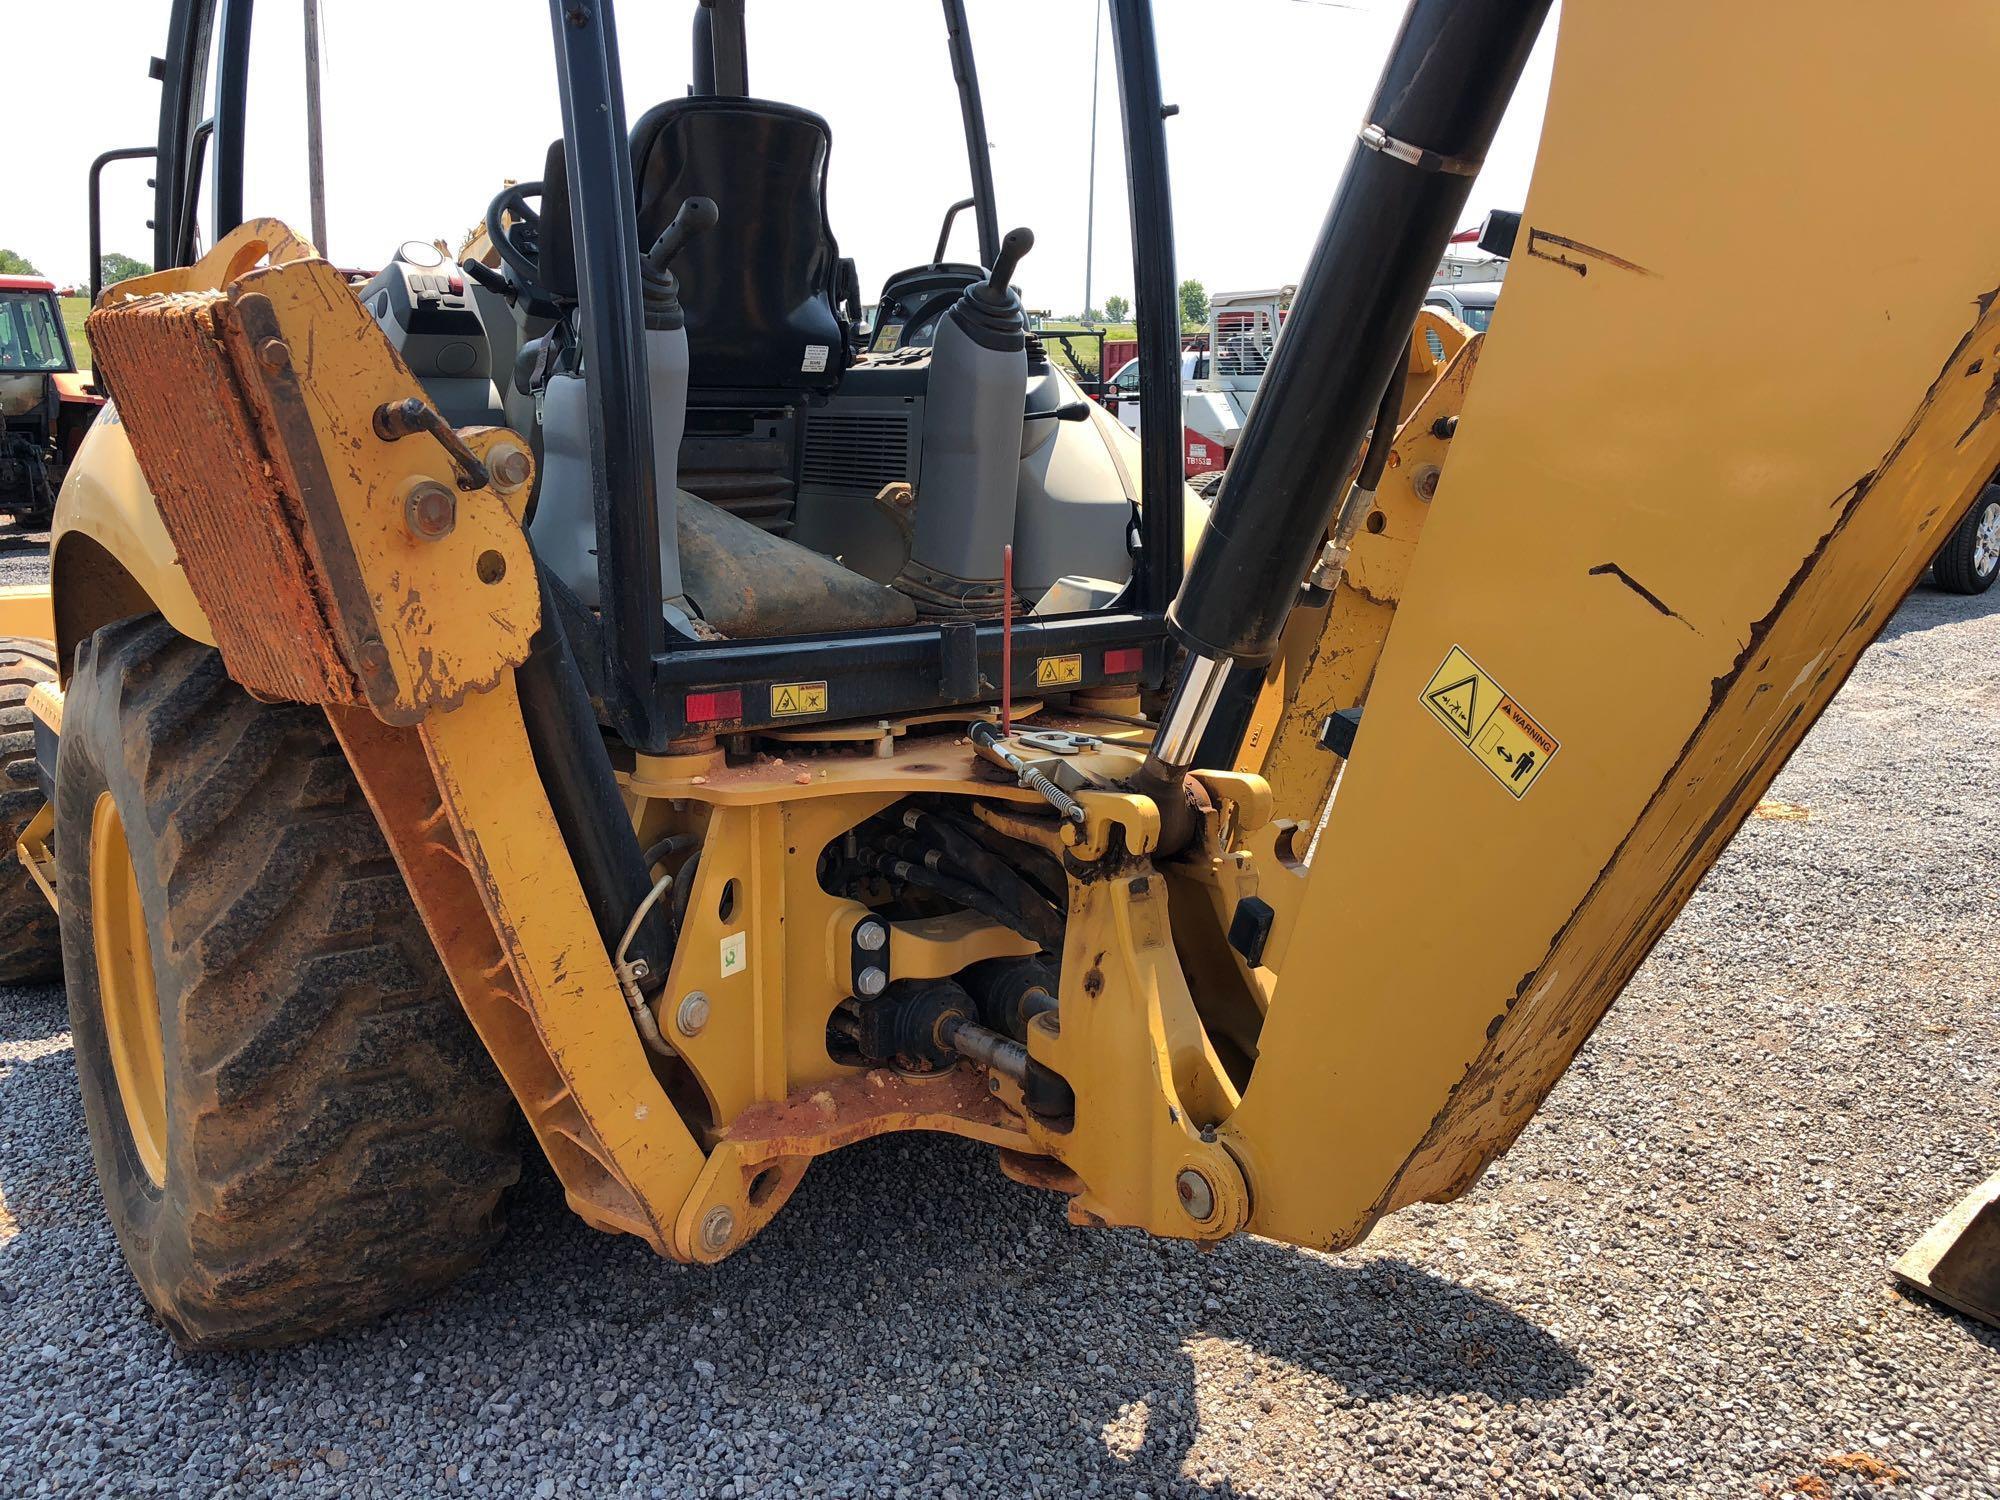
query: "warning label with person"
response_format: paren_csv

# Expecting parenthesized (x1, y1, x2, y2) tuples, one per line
(1419, 645, 1559, 799)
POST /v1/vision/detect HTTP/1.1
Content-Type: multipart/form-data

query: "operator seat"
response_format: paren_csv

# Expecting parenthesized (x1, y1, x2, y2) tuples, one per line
(629, 96, 847, 399)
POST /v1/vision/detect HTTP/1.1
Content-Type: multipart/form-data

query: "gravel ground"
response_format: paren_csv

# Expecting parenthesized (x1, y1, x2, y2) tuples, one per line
(1, 576, 1995, 1498)
(0, 524, 53, 587)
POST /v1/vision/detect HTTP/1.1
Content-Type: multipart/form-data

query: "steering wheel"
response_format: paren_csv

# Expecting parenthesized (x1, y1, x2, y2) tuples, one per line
(893, 288, 966, 349)
(485, 181, 548, 302)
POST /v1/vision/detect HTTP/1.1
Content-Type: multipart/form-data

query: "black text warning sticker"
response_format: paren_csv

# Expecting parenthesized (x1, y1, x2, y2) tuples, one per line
(1420, 644, 1558, 799)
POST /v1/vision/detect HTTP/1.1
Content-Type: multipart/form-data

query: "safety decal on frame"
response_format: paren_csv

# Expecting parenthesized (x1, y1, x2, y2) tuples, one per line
(1035, 653, 1083, 688)
(771, 681, 828, 718)
(1419, 644, 1559, 799)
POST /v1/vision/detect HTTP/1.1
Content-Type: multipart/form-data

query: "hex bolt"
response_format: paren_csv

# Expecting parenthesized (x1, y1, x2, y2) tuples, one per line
(489, 445, 532, 493)
(699, 1205, 735, 1254)
(675, 991, 710, 1037)
(854, 919, 887, 953)
(855, 966, 887, 997)
(256, 337, 291, 371)
(354, 636, 392, 678)
(405, 479, 457, 541)
(1176, 1167, 1216, 1222)
(1412, 464, 1442, 502)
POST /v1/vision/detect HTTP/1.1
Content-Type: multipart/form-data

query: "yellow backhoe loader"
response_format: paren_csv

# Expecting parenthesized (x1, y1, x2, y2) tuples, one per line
(7, 0, 1998, 1350)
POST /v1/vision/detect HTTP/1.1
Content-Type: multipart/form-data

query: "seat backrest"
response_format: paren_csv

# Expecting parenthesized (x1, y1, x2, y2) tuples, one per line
(630, 97, 846, 398)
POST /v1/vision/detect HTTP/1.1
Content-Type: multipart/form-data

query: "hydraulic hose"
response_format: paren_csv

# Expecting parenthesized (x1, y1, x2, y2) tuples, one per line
(862, 847, 1059, 952)
(897, 808, 1065, 945)
(517, 566, 675, 992)
(1355, 338, 1412, 495)
(1301, 335, 1415, 608)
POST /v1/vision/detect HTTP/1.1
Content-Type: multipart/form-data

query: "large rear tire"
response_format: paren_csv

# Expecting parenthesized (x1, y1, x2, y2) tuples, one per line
(0, 635, 63, 983)
(57, 616, 520, 1349)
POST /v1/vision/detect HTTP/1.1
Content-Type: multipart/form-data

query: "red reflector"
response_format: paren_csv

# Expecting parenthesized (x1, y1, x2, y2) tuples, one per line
(685, 689, 742, 723)
(1102, 647, 1144, 675)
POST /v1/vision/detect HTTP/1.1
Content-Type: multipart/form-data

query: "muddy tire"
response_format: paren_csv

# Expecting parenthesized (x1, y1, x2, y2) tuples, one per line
(56, 616, 519, 1349)
(0, 636, 61, 982)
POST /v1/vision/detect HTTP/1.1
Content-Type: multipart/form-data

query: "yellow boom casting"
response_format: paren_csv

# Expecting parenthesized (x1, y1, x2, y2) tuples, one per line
(11, 0, 2000, 1348)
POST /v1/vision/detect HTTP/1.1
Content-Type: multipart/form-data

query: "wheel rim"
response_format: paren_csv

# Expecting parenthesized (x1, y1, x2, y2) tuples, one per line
(1976, 500, 2000, 578)
(89, 791, 167, 1188)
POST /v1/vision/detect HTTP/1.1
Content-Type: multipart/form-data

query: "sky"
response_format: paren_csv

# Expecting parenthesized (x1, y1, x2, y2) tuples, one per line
(3, 0, 1557, 312)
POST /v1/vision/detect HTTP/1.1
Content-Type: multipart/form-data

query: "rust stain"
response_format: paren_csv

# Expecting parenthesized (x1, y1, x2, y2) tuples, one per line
(720, 1066, 1024, 1160)
(1525, 228, 1659, 280)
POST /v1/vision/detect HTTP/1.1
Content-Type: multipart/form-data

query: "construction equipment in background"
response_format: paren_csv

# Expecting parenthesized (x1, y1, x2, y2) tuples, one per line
(1103, 286, 1296, 493)
(11, 0, 2000, 1357)
(0, 277, 102, 525)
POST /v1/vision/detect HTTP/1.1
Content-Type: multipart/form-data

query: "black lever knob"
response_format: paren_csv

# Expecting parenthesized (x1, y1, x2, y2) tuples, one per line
(647, 196, 720, 273)
(986, 226, 1034, 293)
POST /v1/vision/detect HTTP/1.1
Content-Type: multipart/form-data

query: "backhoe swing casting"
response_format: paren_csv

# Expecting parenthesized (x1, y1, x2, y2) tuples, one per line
(7, 0, 2000, 1348)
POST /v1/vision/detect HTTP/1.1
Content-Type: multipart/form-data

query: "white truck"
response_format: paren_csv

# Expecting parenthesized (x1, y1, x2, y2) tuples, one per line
(1102, 286, 1292, 493)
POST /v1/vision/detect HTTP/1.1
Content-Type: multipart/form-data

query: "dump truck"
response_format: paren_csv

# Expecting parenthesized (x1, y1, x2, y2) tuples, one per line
(10, 0, 1999, 1352)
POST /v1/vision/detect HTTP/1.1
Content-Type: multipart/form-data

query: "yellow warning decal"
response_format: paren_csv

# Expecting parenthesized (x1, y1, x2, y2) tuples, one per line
(1420, 646, 1500, 743)
(1420, 644, 1558, 799)
(771, 681, 828, 718)
(1035, 653, 1083, 688)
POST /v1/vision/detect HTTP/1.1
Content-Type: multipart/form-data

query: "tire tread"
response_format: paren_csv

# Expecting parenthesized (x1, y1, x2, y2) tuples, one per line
(59, 622, 518, 1349)
(0, 635, 61, 983)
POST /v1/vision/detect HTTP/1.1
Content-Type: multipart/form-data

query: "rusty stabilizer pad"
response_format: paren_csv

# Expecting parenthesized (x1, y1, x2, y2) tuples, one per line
(86, 259, 540, 722)
(89, 287, 357, 706)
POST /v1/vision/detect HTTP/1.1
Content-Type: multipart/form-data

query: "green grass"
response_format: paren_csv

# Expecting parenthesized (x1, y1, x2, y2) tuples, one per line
(1036, 320, 1205, 378)
(61, 296, 90, 369)
(1035, 322, 1136, 378)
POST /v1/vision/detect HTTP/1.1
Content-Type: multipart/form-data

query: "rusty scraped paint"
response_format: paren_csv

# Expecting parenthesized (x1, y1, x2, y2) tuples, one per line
(1376, 292, 2000, 1217)
(85, 233, 540, 723)
(327, 705, 669, 1249)
(86, 289, 358, 706)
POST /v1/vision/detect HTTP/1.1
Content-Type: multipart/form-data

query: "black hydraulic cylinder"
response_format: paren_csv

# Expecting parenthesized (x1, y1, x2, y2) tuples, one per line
(518, 569, 674, 992)
(1167, 0, 1550, 666)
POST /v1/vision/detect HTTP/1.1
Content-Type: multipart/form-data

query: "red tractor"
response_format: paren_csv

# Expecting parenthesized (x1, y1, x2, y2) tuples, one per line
(0, 275, 103, 524)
